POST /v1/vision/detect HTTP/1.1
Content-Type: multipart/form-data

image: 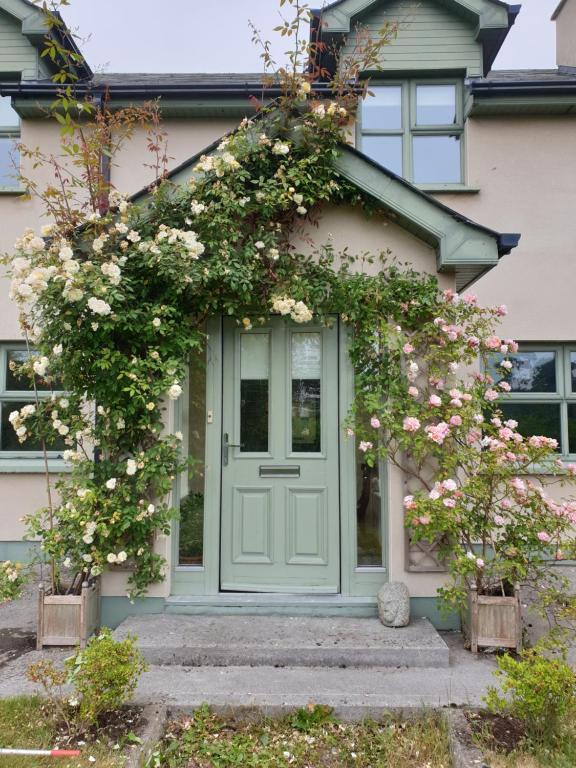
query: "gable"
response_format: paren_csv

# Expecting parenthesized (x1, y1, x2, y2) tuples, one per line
(0, 7, 41, 79)
(340, 0, 483, 77)
(317, 0, 519, 77)
(130, 128, 519, 291)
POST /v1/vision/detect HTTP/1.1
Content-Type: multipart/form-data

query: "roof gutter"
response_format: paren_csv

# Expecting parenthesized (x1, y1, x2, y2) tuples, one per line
(471, 80, 576, 98)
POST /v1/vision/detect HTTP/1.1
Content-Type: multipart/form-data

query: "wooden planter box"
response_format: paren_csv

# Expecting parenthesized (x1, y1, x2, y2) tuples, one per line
(37, 578, 100, 650)
(468, 583, 522, 654)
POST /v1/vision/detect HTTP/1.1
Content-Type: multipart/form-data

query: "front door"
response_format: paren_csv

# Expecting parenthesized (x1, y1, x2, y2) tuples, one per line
(220, 317, 340, 592)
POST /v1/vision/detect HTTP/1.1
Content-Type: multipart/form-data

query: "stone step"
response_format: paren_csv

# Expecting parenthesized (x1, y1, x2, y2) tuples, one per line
(113, 615, 450, 668)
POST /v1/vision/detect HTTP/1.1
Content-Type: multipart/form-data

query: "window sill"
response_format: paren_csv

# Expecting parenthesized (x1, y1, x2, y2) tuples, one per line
(0, 187, 27, 196)
(0, 458, 71, 473)
(417, 184, 480, 194)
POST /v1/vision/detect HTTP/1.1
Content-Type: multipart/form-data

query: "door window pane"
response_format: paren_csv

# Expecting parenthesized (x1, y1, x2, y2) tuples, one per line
(0, 137, 18, 187)
(499, 403, 562, 448)
(502, 351, 557, 393)
(357, 445, 382, 567)
(413, 135, 461, 183)
(240, 333, 269, 452)
(362, 135, 403, 176)
(291, 332, 321, 453)
(179, 343, 206, 565)
(362, 86, 402, 130)
(416, 84, 457, 125)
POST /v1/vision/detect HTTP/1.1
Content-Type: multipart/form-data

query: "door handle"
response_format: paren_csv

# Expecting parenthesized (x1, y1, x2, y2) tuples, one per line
(223, 433, 244, 466)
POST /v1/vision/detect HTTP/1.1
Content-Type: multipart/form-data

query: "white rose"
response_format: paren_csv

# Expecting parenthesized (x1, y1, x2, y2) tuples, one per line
(106, 478, 117, 490)
(116, 551, 128, 563)
(106, 553, 117, 563)
(126, 459, 137, 476)
(168, 383, 183, 400)
(152, 317, 161, 328)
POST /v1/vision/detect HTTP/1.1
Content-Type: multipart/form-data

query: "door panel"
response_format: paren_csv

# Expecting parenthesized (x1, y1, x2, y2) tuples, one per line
(220, 318, 340, 593)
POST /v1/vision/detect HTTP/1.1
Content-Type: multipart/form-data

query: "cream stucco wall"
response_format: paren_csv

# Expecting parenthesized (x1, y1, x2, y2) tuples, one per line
(435, 115, 576, 342)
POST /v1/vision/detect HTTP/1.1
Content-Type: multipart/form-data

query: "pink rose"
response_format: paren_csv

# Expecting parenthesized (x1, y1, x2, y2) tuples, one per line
(418, 516, 430, 525)
(463, 293, 478, 305)
(429, 394, 442, 407)
(449, 415, 462, 427)
(403, 416, 421, 432)
(443, 498, 456, 508)
(496, 304, 508, 316)
(408, 386, 419, 398)
(450, 399, 463, 408)
(484, 335, 501, 351)
(403, 495, 416, 510)
(537, 531, 551, 543)
(359, 441, 373, 453)
(484, 389, 499, 402)
(494, 515, 505, 526)
(403, 343, 414, 354)
(425, 422, 450, 445)
(476, 558, 485, 568)
(370, 416, 381, 429)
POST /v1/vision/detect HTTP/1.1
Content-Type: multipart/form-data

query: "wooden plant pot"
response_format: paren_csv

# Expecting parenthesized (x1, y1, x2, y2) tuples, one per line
(37, 578, 101, 650)
(468, 583, 522, 654)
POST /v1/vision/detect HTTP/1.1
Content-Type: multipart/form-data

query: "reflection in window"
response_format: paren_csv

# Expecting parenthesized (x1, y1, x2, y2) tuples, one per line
(506, 351, 556, 393)
(356, 446, 382, 567)
(413, 135, 461, 184)
(0, 400, 65, 452)
(570, 352, 576, 393)
(361, 135, 403, 176)
(568, 404, 576, 454)
(291, 332, 321, 453)
(179, 342, 206, 565)
(240, 332, 269, 452)
(416, 84, 457, 125)
(500, 403, 562, 450)
(0, 137, 18, 188)
(6, 349, 54, 392)
(362, 86, 402, 130)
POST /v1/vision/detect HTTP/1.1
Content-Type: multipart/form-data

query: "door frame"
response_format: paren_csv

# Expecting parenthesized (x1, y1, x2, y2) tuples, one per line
(170, 317, 389, 598)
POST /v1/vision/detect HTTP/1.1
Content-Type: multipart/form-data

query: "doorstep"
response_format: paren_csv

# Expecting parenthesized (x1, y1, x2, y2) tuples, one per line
(113, 614, 450, 668)
(165, 593, 378, 617)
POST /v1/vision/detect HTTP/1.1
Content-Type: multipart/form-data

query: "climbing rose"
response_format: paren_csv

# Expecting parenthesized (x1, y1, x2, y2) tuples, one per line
(403, 416, 421, 432)
(370, 416, 381, 429)
(358, 441, 373, 452)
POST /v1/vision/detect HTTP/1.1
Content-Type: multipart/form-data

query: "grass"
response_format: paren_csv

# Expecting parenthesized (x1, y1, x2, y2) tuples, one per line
(151, 704, 452, 767)
(0, 696, 133, 767)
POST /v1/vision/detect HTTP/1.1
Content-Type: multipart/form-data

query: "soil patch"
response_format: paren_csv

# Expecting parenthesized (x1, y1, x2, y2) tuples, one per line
(466, 710, 526, 753)
(0, 628, 35, 669)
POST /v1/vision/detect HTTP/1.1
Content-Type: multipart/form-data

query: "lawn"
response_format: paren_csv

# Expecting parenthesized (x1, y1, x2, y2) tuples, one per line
(0, 696, 138, 767)
(150, 704, 452, 767)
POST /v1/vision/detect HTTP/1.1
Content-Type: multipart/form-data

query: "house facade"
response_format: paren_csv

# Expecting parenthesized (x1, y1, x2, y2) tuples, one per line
(0, 0, 575, 628)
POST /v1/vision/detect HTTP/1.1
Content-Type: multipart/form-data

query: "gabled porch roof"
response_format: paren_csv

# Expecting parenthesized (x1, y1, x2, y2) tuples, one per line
(131, 133, 520, 292)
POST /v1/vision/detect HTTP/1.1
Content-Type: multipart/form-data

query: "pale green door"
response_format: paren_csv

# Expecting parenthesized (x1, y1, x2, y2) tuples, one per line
(220, 318, 340, 593)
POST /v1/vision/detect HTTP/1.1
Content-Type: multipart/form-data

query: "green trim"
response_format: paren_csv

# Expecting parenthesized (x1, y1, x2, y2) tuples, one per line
(411, 597, 460, 630)
(12, 97, 263, 120)
(0, 458, 71, 473)
(0, 540, 40, 562)
(419, 185, 480, 194)
(100, 596, 165, 629)
(0, 187, 26, 196)
(470, 96, 576, 116)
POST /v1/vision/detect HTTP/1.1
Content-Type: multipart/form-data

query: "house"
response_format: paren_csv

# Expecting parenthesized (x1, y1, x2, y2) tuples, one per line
(0, 0, 574, 629)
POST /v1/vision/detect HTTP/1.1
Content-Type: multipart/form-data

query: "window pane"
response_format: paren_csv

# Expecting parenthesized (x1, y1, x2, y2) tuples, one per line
(179, 344, 206, 566)
(0, 95, 19, 128)
(568, 404, 576, 454)
(499, 403, 562, 448)
(362, 135, 403, 176)
(416, 84, 457, 125)
(570, 352, 576, 393)
(494, 351, 557, 393)
(357, 448, 382, 567)
(0, 137, 19, 187)
(362, 86, 402, 130)
(1, 401, 65, 452)
(6, 349, 59, 392)
(291, 333, 321, 453)
(413, 135, 461, 183)
(240, 333, 269, 452)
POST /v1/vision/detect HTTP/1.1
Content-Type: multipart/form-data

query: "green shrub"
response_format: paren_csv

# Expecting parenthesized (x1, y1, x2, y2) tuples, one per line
(484, 650, 576, 743)
(66, 628, 148, 726)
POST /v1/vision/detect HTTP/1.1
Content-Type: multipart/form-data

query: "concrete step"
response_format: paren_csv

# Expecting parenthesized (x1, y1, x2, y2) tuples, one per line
(113, 615, 450, 668)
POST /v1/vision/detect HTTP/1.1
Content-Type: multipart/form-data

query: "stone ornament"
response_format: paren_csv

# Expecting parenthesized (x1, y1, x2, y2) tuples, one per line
(377, 582, 410, 627)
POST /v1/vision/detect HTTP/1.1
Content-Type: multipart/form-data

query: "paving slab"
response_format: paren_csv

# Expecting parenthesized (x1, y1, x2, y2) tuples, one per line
(113, 614, 450, 668)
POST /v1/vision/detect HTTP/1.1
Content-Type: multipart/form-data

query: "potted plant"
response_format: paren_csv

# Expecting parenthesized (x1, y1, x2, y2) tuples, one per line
(352, 289, 576, 650)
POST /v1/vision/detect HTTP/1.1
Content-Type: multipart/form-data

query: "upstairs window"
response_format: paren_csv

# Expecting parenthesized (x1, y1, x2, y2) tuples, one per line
(359, 80, 464, 187)
(0, 94, 20, 190)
